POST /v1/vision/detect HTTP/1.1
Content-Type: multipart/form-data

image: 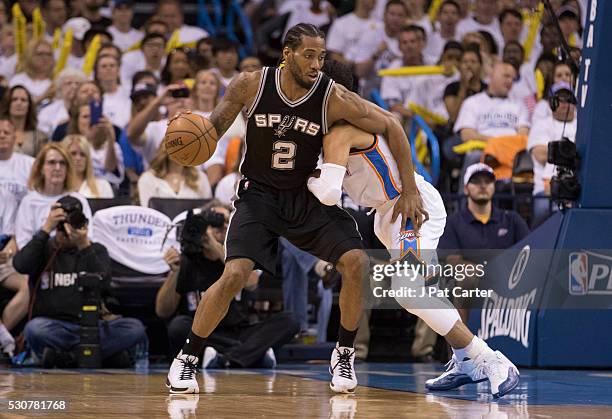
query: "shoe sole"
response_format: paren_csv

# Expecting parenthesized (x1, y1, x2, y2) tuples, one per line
(425, 376, 487, 391)
(166, 377, 199, 394)
(329, 382, 356, 394)
(492, 368, 520, 399)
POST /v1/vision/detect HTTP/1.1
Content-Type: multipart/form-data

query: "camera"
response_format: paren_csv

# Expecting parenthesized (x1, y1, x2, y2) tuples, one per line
(57, 197, 88, 233)
(548, 137, 581, 203)
(180, 209, 225, 257)
(548, 137, 580, 170)
(171, 87, 190, 98)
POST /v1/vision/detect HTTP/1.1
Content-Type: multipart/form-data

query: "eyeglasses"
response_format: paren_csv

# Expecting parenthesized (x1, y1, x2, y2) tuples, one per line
(45, 159, 67, 167)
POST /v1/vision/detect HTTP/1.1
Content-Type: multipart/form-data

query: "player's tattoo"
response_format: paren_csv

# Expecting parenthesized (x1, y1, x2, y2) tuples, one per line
(209, 72, 258, 138)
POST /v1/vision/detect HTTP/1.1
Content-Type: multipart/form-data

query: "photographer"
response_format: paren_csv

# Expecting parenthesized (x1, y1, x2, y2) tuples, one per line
(156, 201, 299, 368)
(13, 196, 147, 368)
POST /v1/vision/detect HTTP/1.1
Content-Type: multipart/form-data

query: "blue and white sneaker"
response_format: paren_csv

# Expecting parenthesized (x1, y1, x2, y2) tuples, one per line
(472, 350, 520, 398)
(425, 355, 486, 391)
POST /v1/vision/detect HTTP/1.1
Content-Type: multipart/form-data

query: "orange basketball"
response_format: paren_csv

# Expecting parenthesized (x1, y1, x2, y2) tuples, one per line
(164, 111, 218, 166)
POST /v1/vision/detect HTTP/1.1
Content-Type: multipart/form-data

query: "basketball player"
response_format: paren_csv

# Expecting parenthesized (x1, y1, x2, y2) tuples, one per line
(307, 61, 520, 398)
(166, 23, 428, 394)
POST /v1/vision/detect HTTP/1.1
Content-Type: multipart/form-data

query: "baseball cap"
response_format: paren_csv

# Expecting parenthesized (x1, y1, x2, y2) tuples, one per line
(464, 163, 496, 186)
(557, 5, 579, 19)
(63, 17, 91, 41)
(130, 83, 158, 101)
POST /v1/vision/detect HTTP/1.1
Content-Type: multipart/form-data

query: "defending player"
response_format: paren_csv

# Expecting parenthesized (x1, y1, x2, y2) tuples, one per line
(166, 24, 428, 394)
(307, 61, 520, 398)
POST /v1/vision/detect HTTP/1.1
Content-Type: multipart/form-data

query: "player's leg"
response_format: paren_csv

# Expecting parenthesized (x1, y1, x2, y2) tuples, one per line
(286, 194, 366, 394)
(166, 258, 254, 393)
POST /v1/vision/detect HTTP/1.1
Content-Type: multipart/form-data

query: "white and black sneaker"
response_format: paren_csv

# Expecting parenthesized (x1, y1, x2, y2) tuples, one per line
(166, 351, 199, 394)
(329, 345, 357, 394)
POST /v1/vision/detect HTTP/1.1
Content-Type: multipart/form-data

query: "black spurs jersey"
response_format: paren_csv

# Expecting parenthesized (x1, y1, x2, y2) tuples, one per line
(241, 66, 335, 189)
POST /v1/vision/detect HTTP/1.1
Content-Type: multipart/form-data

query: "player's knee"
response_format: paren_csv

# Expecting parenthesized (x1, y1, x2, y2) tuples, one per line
(337, 250, 369, 281)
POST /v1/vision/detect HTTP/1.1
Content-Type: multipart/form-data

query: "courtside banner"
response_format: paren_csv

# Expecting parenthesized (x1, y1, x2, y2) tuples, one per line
(92, 205, 178, 275)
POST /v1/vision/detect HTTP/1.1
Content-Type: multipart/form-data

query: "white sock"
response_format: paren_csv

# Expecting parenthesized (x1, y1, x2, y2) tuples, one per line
(453, 336, 489, 361)
(313, 260, 328, 277)
(0, 323, 14, 350)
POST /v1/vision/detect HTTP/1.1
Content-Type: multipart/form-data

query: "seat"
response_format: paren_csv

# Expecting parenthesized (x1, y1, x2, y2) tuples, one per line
(148, 198, 211, 219)
(87, 196, 133, 214)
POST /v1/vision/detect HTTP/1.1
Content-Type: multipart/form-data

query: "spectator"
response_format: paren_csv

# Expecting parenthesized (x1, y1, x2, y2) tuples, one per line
(239, 56, 263, 73)
(557, 3, 582, 47)
(97, 43, 122, 61)
(191, 69, 246, 187)
(4, 86, 48, 158)
(83, 28, 114, 53)
(107, 0, 143, 52)
(60, 134, 114, 198)
(51, 80, 104, 142)
(456, 0, 504, 52)
(38, 69, 87, 139)
(499, 8, 524, 47)
(281, 0, 335, 40)
(194, 37, 215, 71)
(9, 40, 54, 104)
(353, 0, 407, 96)
(325, 0, 378, 66)
(532, 61, 575, 122)
(503, 41, 537, 116)
(460, 31, 494, 78)
(439, 163, 530, 322)
(119, 20, 168, 88)
(444, 44, 487, 124)
(15, 143, 93, 249)
(405, 0, 433, 37)
(67, 99, 125, 187)
(63, 17, 91, 70)
(126, 84, 192, 165)
(380, 25, 432, 123)
(0, 24, 16, 81)
(160, 47, 193, 87)
(211, 38, 240, 89)
(0, 188, 29, 357)
(0, 0, 7, 25)
(80, 0, 112, 28)
(155, 0, 208, 44)
(453, 62, 530, 175)
(528, 81, 577, 226)
(155, 201, 299, 365)
(137, 146, 212, 207)
(14, 196, 147, 368)
(528, 24, 562, 69)
(94, 54, 132, 128)
(424, 0, 461, 62)
(41, 0, 68, 44)
(0, 116, 34, 202)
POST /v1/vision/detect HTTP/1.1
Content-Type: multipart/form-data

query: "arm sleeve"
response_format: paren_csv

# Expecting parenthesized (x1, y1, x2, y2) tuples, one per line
(12, 230, 50, 278)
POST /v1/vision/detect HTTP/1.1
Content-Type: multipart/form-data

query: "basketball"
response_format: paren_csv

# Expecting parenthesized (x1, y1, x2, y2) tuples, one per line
(164, 111, 218, 166)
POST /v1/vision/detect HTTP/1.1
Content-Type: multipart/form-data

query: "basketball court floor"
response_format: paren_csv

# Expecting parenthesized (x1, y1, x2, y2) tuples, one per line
(1, 363, 611, 418)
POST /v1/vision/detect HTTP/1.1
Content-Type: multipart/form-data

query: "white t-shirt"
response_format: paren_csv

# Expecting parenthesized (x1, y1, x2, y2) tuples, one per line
(527, 114, 577, 195)
(142, 119, 169, 165)
(120, 50, 165, 89)
(0, 152, 34, 202)
(137, 170, 212, 208)
(456, 17, 504, 55)
(192, 110, 246, 170)
(414, 73, 459, 120)
(509, 64, 537, 118)
(178, 25, 209, 44)
(424, 30, 458, 64)
(15, 191, 93, 249)
(0, 54, 17, 80)
(352, 25, 399, 65)
(454, 92, 530, 137)
(90, 141, 125, 186)
(380, 60, 427, 107)
(78, 178, 114, 198)
(0, 188, 18, 235)
(107, 25, 144, 51)
(210, 68, 238, 89)
(326, 13, 379, 61)
(66, 54, 85, 72)
(103, 87, 132, 128)
(9, 73, 52, 101)
(282, 1, 332, 39)
(532, 99, 552, 122)
(37, 100, 70, 137)
(214, 172, 241, 206)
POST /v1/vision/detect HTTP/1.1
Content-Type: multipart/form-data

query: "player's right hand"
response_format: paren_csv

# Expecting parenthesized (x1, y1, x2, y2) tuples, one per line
(392, 191, 429, 235)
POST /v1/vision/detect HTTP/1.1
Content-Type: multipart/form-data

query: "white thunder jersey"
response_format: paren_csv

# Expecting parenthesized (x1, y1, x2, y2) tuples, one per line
(343, 134, 446, 260)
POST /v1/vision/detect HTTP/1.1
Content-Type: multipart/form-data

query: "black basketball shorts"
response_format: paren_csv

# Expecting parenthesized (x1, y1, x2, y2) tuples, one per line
(225, 178, 364, 274)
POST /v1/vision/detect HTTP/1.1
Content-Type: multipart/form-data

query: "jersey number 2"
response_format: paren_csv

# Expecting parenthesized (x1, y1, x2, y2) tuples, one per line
(271, 141, 297, 170)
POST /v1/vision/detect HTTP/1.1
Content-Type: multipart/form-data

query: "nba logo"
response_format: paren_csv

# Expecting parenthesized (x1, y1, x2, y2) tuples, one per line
(569, 252, 588, 295)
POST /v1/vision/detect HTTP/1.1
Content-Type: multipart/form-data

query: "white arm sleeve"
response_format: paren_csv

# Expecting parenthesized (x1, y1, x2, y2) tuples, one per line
(307, 163, 346, 206)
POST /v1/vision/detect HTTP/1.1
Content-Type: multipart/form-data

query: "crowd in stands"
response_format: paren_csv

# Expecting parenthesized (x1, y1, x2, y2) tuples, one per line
(0, 0, 583, 365)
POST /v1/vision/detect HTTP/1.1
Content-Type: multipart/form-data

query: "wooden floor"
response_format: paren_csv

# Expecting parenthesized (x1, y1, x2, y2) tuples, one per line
(2, 368, 611, 418)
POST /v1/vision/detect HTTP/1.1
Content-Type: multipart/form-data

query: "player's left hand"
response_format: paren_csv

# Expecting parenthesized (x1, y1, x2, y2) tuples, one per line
(392, 191, 429, 234)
